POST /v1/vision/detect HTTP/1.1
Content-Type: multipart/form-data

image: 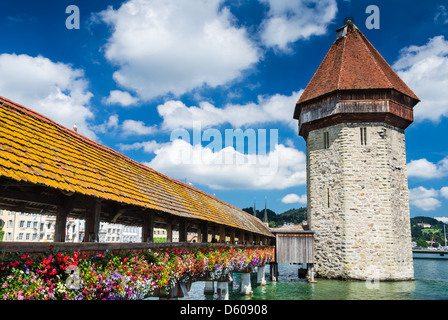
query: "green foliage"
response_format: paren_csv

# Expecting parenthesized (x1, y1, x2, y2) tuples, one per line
(242, 207, 307, 227)
(411, 216, 447, 247)
(0, 226, 4, 242)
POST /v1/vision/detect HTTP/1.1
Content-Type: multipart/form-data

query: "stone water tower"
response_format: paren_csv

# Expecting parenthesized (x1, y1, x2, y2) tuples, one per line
(293, 19, 419, 280)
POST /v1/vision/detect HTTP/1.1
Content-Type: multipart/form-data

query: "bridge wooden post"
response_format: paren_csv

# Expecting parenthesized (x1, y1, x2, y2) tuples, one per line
(201, 221, 208, 243)
(248, 232, 254, 245)
(179, 219, 187, 242)
(166, 220, 173, 242)
(240, 229, 245, 244)
(219, 225, 226, 243)
(230, 228, 235, 244)
(83, 198, 101, 242)
(54, 199, 73, 242)
(142, 211, 155, 242)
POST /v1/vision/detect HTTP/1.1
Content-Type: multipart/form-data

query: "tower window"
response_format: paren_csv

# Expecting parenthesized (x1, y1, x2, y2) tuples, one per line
(324, 131, 330, 149)
(360, 127, 367, 145)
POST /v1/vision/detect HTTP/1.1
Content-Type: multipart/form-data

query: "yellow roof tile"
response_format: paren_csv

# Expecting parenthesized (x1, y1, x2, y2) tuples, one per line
(0, 96, 272, 237)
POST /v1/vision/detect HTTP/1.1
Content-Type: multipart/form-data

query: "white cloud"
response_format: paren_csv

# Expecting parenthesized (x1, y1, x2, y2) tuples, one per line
(435, 217, 448, 224)
(103, 90, 139, 107)
(157, 91, 302, 131)
(0, 53, 96, 139)
(281, 193, 307, 204)
(409, 186, 441, 211)
(441, 187, 448, 200)
(121, 119, 157, 136)
(143, 139, 306, 190)
(259, 0, 337, 52)
(99, 0, 259, 100)
(118, 140, 163, 153)
(394, 35, 448, 122)
(407, 158, 446, 179)
(94, 114, 157, 137)
(407, 156, 448, 179)
(94, 114, 120, 133)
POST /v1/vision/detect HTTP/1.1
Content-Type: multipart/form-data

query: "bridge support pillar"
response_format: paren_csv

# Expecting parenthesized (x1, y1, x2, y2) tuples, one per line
(269, 262, 278, 282)
(240, 272, 253, 295)
(204, 281, 214, 294)
(307, 263, 315, 283)
(257, 266, 266, 286)
(216, 281, 229, 300)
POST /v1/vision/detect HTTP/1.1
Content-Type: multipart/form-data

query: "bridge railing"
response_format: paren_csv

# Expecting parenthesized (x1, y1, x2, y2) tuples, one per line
(0, 241, 272, 256)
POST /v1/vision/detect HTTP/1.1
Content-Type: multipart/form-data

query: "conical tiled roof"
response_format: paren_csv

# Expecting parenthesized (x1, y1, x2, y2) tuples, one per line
(296, 21, 419, 106)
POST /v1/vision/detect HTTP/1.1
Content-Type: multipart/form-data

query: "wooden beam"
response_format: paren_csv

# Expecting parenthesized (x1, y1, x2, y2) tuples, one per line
(142, 211, 155, 243)
(166, 219, 173, 242)
(230, 228, 235, 244)
(54, 197, 75, 242)
(219, 225, 226, 243)
(201, 221, 208, 243)
(84, 198, 101, 242)
(240, 229, 245, 244)
(0, 188, 63, 207)
(179, 219, 187, 242)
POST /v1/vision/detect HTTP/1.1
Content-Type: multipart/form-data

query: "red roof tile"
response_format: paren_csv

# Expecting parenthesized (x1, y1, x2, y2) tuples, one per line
(297, 22, 420, 105)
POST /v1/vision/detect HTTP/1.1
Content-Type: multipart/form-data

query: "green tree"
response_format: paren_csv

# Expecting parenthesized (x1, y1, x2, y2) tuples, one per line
(416, 239, 428, 248)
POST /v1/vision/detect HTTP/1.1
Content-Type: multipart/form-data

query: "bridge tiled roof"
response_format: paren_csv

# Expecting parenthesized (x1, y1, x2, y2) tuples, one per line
(0, 96, 273, 237)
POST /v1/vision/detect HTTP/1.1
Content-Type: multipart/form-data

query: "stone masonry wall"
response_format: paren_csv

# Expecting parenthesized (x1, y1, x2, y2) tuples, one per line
(307, 122, 414, 281)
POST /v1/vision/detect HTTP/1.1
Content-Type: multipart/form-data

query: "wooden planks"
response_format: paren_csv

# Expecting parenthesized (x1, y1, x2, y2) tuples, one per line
(275, 233, 314, 263)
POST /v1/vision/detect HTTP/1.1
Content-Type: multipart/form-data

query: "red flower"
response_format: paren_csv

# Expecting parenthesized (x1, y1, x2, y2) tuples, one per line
(10, 261, 19, 268)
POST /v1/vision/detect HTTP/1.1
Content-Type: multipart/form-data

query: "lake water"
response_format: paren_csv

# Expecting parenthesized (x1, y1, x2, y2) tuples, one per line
(180, 256, 448, 300)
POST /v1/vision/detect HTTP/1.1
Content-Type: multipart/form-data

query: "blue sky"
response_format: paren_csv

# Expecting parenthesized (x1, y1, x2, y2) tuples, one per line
(0, 0, 447, 220)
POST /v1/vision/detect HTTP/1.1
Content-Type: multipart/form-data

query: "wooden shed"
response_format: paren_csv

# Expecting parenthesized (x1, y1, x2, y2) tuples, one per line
(270, 225, 315, 282)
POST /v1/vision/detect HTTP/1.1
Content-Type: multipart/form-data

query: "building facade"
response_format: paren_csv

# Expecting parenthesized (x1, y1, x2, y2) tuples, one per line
(0, 209, 142, 243)
(294, 19, 419, 280)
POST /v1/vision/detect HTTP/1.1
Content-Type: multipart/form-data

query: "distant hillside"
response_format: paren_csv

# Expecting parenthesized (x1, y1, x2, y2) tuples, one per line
(411, 216, 447, 247)
(242, 207, 307, 228)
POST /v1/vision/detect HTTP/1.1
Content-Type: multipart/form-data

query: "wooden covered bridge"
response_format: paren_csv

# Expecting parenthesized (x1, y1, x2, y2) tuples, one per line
(0, 96, 274, 246)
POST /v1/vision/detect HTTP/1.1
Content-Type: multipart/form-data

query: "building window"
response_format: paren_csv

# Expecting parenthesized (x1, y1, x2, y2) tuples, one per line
(27, 221, 31, 228)
(360, 127, 367, 145)
(19, 220, 25, 228)
(324, 131, 330, 149)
